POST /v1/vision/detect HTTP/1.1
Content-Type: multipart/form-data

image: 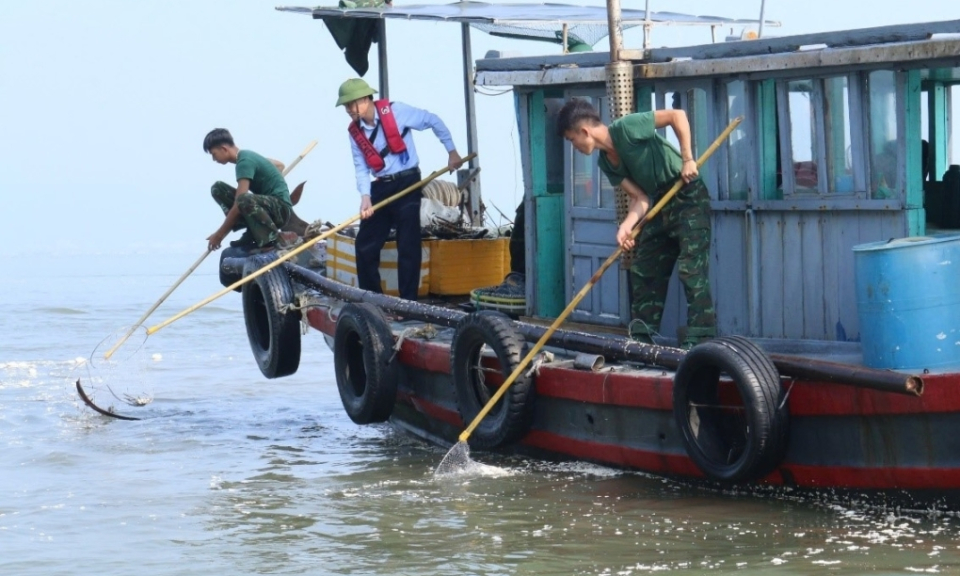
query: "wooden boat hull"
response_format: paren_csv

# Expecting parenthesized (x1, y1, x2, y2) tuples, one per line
(263, 262, 960, 511)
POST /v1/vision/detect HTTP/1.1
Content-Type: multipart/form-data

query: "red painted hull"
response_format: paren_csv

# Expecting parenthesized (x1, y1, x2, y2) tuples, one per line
(307, 305, 960, 509)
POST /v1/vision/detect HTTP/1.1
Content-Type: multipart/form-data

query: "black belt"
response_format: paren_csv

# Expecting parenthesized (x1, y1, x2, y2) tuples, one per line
(376, 167, 420, 182)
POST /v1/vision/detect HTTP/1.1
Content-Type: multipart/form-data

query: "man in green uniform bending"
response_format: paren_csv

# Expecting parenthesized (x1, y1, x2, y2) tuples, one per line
(203, 128, 294, 252)
(557, 99, 715, 349)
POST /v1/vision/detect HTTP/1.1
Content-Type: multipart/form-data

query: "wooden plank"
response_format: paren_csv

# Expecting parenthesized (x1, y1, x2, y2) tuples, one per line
(821, 212, 843, 341)
(530, 88, 565, 317)
(534, 196, 565, 317)
(635, 40, 960, 81)
(529, 91, 547, 198)
(904, 70, 925, 217)
(782, 212, 805, 338)
(598, 254, 622, 319)
(757, 80, 779, 200)
(475, 21, 960, 74)
(929, 82, 948, 182)
(758, 214, 785, 338)
(801, 214, 826, 339)
(659, 266, 683, 342)
(477, 51, 613, 73)
(835, 212, 860, 341)
(750, 198, 902, 211)
(477, 66, 607, 88)
(570, 254, 594, 315)
(517, 91, 536, 314)
(712, 213, 747, 335)
(638, 20, 960, 64)
(635, 84, 654, 113)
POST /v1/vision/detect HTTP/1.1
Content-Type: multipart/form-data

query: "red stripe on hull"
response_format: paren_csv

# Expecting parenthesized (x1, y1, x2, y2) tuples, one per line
(535, 366, 675, 410)
(522, 429, 703, 477)
(396, 389, 462, 428)
(522, 430, 960, 491)
(392, 380, 960, 491)
(307, 310, 960, 416)
(778, 464, 960, 490)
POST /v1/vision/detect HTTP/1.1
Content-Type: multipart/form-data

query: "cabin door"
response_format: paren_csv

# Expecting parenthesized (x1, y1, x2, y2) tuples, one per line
(564, 91, 630, 327)
(561, 83, 717, 332)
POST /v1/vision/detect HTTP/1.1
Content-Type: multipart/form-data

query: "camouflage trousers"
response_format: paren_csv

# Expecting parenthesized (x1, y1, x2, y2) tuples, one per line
(628, 178, 716, 347)
(211, 181, 291, 248)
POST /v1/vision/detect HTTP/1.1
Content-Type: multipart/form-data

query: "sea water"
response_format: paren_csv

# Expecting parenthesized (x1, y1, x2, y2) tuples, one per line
(2, 251, 959, 575)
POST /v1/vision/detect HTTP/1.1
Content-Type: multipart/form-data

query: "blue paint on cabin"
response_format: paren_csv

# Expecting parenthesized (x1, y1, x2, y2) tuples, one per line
(479, 20, 960, 344)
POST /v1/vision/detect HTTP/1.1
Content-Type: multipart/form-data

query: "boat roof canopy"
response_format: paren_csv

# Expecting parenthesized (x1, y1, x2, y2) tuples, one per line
(276, 2, 780, 28)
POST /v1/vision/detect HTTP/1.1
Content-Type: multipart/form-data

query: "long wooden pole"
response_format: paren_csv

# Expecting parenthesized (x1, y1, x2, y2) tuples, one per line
(103, 140, 318, 358)
(456, 120, 741, 444)
(145, 153, 477, 336)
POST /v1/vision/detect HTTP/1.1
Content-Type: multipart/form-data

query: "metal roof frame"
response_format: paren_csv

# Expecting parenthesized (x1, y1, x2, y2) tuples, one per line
(276, 2, 780, 28)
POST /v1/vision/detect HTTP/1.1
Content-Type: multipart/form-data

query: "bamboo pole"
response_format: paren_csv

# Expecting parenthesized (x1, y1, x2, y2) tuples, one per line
(455, 120, 741, 445)
(103, 140, 319, 359)
(145, 153, 477, 336)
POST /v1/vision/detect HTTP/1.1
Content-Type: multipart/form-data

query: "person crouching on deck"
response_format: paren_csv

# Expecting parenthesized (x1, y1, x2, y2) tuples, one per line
(203, 128, 296, 253)
(557, 99, 716, 349)
(337, 78, 463, 301)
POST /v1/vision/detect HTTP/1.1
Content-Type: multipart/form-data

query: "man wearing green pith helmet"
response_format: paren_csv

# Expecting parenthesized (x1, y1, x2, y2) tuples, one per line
(337, 78, 463, 301)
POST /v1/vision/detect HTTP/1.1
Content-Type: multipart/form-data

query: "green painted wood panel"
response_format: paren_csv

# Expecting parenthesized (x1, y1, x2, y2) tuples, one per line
(928, 82, 948, 181)
(635, 85, 653, 113)
(904, 71, 924, 226)
(528, 90, 565, 317)
(535, 196, 565, 316)
(757, 80, 780, 200)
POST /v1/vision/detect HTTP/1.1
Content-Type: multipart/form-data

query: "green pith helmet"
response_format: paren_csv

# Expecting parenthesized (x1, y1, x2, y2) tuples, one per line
(336, 78, 377, 107)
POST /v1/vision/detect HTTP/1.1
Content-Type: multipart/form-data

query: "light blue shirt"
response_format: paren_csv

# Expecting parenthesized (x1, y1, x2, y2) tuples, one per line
(349, 101, 456, 196)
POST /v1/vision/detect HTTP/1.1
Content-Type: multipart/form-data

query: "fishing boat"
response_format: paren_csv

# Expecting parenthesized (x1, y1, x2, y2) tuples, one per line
(222, 3, 960, 510)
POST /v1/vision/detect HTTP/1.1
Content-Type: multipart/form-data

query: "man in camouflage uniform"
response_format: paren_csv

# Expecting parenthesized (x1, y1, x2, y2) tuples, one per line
(557, 99, 716, 349)
(203, 128, 294, 252)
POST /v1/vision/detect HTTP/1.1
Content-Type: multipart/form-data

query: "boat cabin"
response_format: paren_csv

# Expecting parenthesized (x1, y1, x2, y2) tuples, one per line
(476, 20, 960, 345)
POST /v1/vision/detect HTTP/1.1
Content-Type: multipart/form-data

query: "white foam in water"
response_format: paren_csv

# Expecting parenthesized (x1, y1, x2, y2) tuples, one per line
(435, 443, 515, 479)
(542, 461, 623, 478)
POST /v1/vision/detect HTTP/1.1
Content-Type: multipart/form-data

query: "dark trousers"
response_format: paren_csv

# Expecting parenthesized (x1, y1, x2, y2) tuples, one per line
(355, 170, 422, 301)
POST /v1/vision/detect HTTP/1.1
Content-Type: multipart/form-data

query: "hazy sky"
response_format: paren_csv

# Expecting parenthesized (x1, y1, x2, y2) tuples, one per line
(2, 0, 954, 258)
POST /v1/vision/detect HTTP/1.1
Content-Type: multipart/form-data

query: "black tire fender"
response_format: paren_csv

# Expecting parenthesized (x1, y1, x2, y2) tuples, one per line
(672, 336, 788, 482)
(450, 311, 535, 450)
(333, 303, 399, 424)
(241, 254, 301, 379)
(219, 247, 247, 292)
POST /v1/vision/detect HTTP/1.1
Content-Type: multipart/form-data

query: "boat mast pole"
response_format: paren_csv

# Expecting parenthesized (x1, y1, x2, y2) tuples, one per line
(606, 0, 634, 257)
(758, 0, 767, 38)
(461, 15, 482, 225)
(608, 0, 624, 60)
(377, 19, 389, 98)
(642, 0, 651, 50)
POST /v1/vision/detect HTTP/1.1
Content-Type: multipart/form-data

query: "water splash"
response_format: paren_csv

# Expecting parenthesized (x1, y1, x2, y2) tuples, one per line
(434, 442, 513, 478)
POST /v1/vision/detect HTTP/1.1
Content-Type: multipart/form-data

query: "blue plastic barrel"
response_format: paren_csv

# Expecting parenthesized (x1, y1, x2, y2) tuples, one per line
(853, 234, 960, 370)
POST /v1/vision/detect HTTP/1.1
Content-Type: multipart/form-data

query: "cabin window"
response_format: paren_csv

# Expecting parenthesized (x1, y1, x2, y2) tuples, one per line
(784, 80, 819, 193)
(544, 97, 566, 194)
(658, 86, 713, 196)
(867, 70, 899, 199)
(570, 95, 616, 209)
(571, 95, 597, 208)
(725, 80, 748, 200)
(824, 76, 854, 194)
